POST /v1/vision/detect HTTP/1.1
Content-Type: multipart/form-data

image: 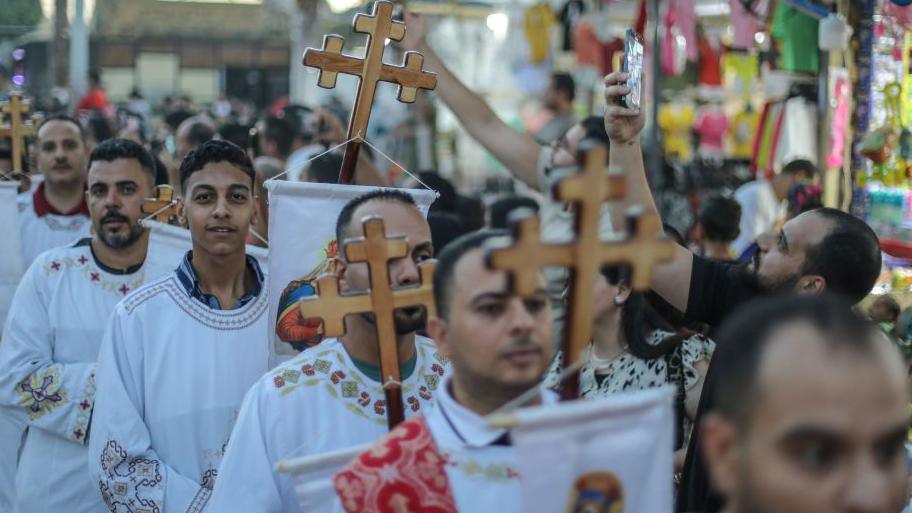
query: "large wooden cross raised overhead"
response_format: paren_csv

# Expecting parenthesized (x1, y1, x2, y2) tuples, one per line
(486, 146, 676, 400)
(297, 216, 436, 429)
(0, 93, 41, 189)
(302, 0, 437, 184)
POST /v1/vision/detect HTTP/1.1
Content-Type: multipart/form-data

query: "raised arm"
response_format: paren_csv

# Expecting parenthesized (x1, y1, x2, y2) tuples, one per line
(602, 72, 694, 312)
(400, 12, 543, 189)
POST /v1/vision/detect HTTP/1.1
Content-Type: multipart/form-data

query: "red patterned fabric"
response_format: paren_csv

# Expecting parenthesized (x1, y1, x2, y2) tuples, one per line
(334, 415, 457, 513)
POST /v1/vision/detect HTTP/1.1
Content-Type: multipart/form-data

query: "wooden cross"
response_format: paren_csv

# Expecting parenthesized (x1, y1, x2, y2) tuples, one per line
(486, 146, 676, 400)
(303, 0, 437, 184)
(297, 216, 436, 429)
(141, 185, 179, 224)
(0, 94, 41, 174)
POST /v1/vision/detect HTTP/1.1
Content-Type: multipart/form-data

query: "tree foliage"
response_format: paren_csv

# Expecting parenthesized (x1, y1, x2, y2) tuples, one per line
(0, 0, 43, 29)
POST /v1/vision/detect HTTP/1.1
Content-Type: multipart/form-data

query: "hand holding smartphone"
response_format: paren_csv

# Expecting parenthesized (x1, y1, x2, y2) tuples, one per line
(620, 29, 644, 110)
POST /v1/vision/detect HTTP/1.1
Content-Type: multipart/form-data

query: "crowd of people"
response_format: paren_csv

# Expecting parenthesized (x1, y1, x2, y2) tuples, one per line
(0, 10, 911, 513)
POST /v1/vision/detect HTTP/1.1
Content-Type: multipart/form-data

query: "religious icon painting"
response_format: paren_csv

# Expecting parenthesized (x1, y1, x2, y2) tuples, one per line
(275, 237, 339, 348)
(565, 471, 625, 513)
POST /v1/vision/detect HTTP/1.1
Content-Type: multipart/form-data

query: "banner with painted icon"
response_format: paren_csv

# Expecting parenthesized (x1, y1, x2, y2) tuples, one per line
(265, 180, 435, 359)
(510, 386, 675, 513)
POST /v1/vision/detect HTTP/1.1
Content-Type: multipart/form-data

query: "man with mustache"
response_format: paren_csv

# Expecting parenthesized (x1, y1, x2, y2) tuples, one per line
(207, 189, 449, 513)
(88, 140, 270, 513)
(333, 230, 556, 513)
(0, 138, 154, 513)
(17, 115, 92, 265)
(600, 71, 884, 512)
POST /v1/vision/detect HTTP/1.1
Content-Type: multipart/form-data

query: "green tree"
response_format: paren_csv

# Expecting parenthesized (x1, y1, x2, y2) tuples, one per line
(0, 0, 43, 30)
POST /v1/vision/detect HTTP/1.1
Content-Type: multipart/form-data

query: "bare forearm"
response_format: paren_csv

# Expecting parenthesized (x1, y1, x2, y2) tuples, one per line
(609, 139, 659, 220)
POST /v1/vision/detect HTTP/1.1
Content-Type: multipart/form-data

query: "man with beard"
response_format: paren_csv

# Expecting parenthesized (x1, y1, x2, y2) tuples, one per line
(17, 115, 92, 265)
(207, 189, 449, 513)
(701, 295, 909, 513)
(0, 138, 154, 513)
(600, 70, 884, 512)
(88, 141, 270, 513)
(333, 230, 555, 513)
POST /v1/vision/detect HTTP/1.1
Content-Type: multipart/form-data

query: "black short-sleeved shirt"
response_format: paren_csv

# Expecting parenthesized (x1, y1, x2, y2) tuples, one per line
(677, 255, 764, 513)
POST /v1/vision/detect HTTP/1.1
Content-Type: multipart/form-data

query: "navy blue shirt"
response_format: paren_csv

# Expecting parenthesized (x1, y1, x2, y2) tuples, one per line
(175, 251, 264, 310)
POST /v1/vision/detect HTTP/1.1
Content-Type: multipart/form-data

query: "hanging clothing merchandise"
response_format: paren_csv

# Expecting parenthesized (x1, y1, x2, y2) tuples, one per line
(695, 105, 730, 156)
(731, 108, 760, 159)
(664, 0, 698, 63)
(729, 0, 769, 48)
(662, 13, 688, 75)
(558, 0, 587, 51)
(697, 33, 723, 86)
(771, 1, 820, 74)
(524, 3, 557, 63)
(723, 51, 759, 101)
(659, 102, 697, 162)
(574, 22, 603, 70)
(775, 96, 819, 170)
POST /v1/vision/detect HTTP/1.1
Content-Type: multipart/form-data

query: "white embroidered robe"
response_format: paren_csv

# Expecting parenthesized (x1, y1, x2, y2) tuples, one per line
(87, 272, 270, 513)
(0, 241, 144, 513)
(16, 192, 91, 267)
(207, 337, 449, 513)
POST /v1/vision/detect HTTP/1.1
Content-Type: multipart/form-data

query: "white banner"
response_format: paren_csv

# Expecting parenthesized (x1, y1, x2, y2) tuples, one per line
(276, 443, 369, 513)
(141, 219, 269, 283)
(510, 387, 675, 513)
(265, 180, 435, 358)
(0, 181, 24, 332)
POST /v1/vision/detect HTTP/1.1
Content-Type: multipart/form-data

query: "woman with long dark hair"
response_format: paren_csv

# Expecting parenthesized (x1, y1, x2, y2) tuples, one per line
(546, 266, 714, 465)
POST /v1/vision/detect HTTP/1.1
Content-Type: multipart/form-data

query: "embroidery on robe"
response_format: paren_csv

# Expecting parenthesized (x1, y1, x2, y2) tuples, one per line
(272, 340, 447, 425)
(42, 249, 143, 297)
(441, 453, 520, 481)
(16, 367, 68, 420)
(122, 275, 267, 331)
(186, 468, 218, 513)
(98, 439, 164, 513)
(72, 369, 96, 443)
(334, 416, 458, 513)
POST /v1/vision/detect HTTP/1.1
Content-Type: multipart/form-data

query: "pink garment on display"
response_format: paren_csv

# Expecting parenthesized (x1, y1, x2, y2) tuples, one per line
(729, 0, 761, 48)
(673, 0, 698, 61)
(826, 77, 850, 168)
(695, 109, 730, 153)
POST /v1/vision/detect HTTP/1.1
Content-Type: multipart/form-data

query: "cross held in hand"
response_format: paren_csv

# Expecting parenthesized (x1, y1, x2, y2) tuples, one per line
(297, 216, 436, 428)
(141, 185, 178, 224)
(302, 0, 437, 183)
(485, 146, 675, 399)
(0, 94, 41, 174)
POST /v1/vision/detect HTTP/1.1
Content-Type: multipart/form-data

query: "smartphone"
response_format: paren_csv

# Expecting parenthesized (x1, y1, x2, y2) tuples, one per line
(621, 29, 644, 110)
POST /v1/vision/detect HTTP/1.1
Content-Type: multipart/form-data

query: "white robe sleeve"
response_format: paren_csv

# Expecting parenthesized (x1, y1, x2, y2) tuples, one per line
(0, 259, 96, 444)
(208, 382, 286, 513)
(88, 307, 212, 513)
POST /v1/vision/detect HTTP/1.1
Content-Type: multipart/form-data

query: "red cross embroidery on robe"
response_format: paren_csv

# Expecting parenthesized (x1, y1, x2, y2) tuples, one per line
(334, 414, 458, 513)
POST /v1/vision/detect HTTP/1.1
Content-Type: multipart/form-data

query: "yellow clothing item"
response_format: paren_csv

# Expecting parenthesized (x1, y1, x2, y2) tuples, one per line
(524, 3, 556, 63)
(659, 103, 696, 161)
(731, 110, 760, 159)
(723, 53, 759, 101)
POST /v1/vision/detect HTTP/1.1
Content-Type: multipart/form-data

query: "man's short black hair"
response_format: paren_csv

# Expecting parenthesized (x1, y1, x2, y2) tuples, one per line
(698, 195, 741, 244)
(182, 118, 216, 149)
(433, 229, 508, 320)
(802, 208, 881, 304)
(218, 122, 253, 152)
(711, 294, 882, 430)
(38, 114, 86, 142)
(781, 158, 818, 178)
(551, 72, 576, 102)
(263, 116, 295, 159)
(179, 140, 256, 192)
(580, 115, 610, 148)
(334, 189, 418, 249)
(308, 152, 343, 184)
(489, 195, 540, 229)
(87, 138, 156, 186)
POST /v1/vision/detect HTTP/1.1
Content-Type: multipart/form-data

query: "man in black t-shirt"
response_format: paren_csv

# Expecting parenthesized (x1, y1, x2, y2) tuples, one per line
(601, 71, 883, 512)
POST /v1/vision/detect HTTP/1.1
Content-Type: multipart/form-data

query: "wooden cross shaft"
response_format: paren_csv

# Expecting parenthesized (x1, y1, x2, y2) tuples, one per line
(302, 0, 437, 184)
(0, 94, 41, 174)
(141, 185, 179, 224)
(486, 146, 675, 400)
(297, 216, 436, 429)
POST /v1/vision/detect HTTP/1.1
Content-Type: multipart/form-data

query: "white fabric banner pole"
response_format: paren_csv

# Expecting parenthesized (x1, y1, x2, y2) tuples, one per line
(265, 180, 435, 360)
(509, 386, 675, 513)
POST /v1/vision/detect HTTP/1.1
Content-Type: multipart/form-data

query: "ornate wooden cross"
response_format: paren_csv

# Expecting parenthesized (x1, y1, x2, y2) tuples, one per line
(486, 146, 675, 400)
(0, 93, 41, 174)
(303, 0, 437, 184)
(141, 185, 179, 224)
(297, 216, 436, 428)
